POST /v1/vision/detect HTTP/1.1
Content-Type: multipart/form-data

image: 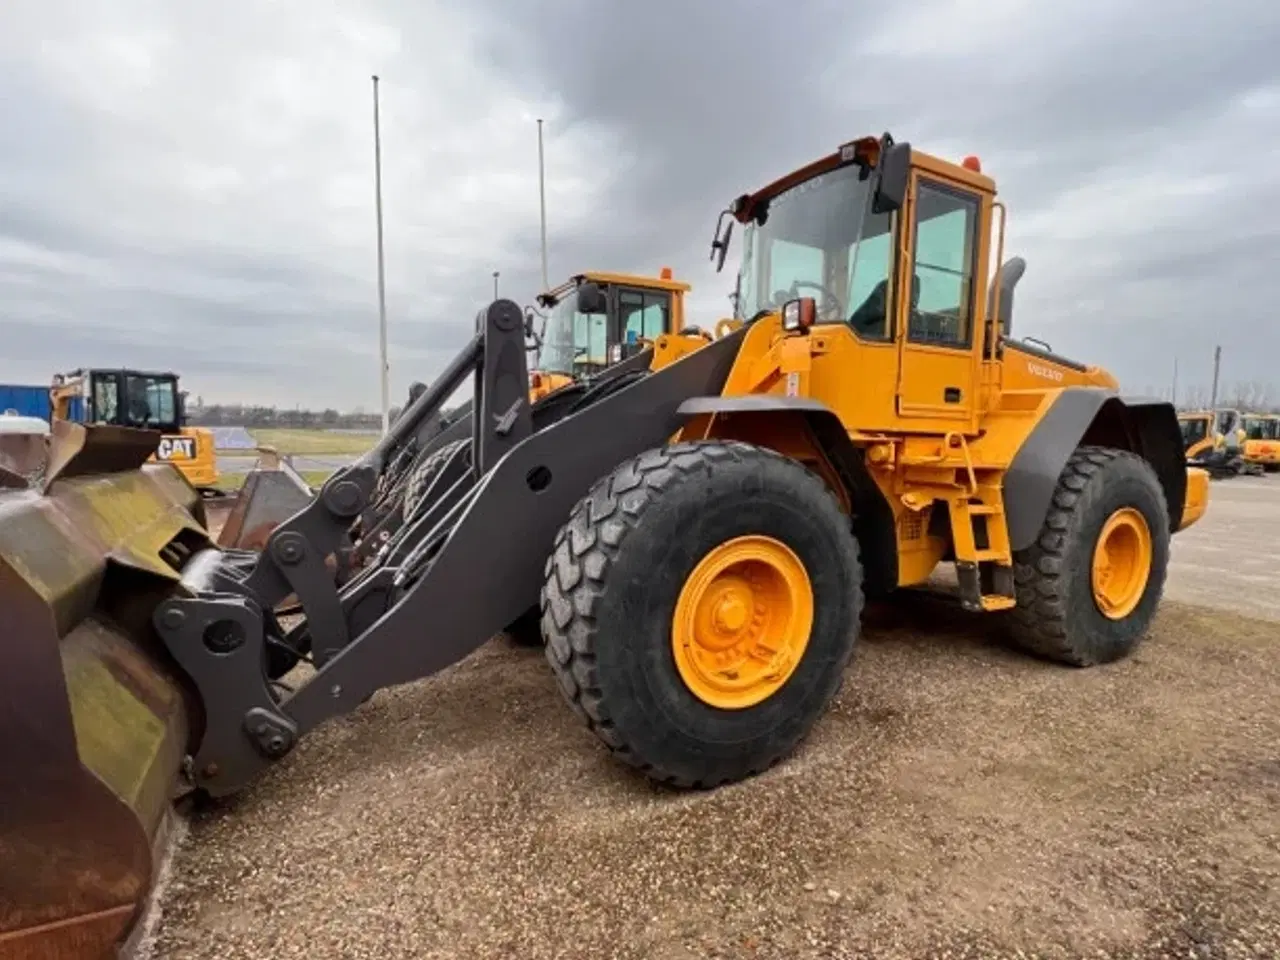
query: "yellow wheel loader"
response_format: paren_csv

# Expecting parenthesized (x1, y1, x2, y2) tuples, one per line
(526, 266, 697, 395)
(0, 131, 1211, 957)
(50, 367, 225, 496)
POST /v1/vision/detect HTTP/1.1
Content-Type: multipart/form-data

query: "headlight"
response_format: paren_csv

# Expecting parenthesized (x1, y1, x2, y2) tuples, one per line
(781, 297, 816, 332)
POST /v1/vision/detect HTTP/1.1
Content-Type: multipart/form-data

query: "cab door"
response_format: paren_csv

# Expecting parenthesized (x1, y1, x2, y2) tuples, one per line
(611, 285, 673, 360)
(894, 174, 984, 427)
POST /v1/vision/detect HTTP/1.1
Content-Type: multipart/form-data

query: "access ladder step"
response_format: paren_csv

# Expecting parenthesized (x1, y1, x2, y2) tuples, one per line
(955, 560, 1016, 613)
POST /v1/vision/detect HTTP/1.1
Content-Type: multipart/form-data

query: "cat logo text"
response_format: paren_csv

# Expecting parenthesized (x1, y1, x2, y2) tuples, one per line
(156, 436, 197, 460)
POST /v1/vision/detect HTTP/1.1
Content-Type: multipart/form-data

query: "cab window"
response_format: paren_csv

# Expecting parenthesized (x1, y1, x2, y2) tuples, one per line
(573, 312, 608, 370)
(846, 230, 894, 340)
(617, 288, 671, 345)
(909, 181, 980, 348)
(121, 374, 178, 429)
(91, 375, 120, 423)
(1180, 418, 1208, 445)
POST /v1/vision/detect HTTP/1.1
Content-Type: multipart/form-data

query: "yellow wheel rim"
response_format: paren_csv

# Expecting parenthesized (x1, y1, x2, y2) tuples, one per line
(1090, 507, 1153, 620)
(671, 535, 814, 710)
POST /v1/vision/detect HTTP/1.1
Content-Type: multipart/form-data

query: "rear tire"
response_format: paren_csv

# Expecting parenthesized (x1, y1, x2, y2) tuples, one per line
(1008, 446, 1170, 666)
(403, 439, 468, 518)
(541, 440, 862, 787)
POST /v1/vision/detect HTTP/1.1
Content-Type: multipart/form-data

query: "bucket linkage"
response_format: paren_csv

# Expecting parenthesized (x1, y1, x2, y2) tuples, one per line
(149, 298, 740, 797)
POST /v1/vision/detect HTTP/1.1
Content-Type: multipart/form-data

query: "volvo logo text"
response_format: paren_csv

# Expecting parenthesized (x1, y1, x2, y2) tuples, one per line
(1026, 362, 1064, 382)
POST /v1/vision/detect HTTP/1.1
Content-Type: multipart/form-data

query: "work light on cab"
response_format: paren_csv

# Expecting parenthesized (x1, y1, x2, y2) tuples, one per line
(782, 296, 816, 332)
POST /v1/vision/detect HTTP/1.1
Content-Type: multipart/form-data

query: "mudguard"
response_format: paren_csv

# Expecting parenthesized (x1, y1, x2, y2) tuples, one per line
(674, 394, 900, 596)
(1004, 389, 1188, 552)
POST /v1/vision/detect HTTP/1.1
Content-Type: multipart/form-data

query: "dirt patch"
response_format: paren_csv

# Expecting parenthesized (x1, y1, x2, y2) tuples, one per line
(150, 597, 1280, 960)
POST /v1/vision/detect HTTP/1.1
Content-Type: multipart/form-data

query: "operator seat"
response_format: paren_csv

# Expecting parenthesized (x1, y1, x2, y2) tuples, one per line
(848, 280, 888, 336)
(847, 274, 921, 339)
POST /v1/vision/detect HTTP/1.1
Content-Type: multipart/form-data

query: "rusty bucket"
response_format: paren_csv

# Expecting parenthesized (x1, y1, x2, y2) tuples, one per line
(0, 412, 50, 484)
(0, 421, 208, 959)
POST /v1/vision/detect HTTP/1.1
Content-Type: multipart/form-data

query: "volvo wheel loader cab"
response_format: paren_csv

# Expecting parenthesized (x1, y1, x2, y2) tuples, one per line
(394, 268, 705, 560)
(0, 132, 1211, 956)
(533, 268, 695, 386)
(51, 367, 223, 495)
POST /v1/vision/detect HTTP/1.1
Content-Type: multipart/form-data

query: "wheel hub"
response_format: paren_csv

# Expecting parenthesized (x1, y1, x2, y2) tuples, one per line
(672, 535, 814, 710)
(1091, 506, 1153, 620)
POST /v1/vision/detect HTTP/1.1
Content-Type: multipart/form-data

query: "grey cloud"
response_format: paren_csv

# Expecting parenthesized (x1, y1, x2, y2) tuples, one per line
(476, 0, 1280, 394)
(2, 0, 1279, 408)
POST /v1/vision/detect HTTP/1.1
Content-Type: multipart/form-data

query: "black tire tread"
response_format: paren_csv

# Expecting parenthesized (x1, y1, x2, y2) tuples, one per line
(403, 438, 468, 517)
(1008, 445, 1168, 665)
(540, 439, 862, 788)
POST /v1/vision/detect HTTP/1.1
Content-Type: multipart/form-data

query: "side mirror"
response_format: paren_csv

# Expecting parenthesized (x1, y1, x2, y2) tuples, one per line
(709, 209, 735, 273)
(576, 281, 607, 314)
(872, 136, 911, 215)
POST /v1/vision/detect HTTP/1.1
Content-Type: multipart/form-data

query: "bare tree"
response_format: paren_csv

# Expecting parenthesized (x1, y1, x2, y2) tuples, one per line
(1223, 380, 1273, 411)
(1180, 385, 1209, 410)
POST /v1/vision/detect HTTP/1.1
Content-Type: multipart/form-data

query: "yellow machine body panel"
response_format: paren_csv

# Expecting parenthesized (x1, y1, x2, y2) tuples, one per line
(148, 425, 220, 488)
(1000, 342, 1120, 391)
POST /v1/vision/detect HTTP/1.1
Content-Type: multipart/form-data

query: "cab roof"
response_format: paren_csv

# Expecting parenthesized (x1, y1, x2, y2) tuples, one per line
(54, 367, 181, 381)
(538, 269, 691, 306)
(732, 133, 997, 225)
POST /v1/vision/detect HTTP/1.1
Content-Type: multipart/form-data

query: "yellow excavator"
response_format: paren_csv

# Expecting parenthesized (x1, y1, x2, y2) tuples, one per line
(49, 367, 224, 495)
(1241, 412, 1280, 470)
(1, 131, 1212, 959)
(1177, 407, 1261, 478)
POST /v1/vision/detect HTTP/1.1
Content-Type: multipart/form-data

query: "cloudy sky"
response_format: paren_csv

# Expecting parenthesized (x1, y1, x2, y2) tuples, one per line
(2, 0, 1277, 411)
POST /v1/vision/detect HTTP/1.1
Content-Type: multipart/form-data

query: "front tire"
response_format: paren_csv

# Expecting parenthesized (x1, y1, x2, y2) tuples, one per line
(541, 441, 862, 787)
(1008, 446, 1170, 666)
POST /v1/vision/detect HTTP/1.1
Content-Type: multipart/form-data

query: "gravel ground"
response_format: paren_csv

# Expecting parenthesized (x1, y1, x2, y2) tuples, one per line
(149, 480, 1280, 960)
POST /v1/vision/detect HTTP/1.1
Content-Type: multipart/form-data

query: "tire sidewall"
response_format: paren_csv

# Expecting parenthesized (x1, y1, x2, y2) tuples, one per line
(591, 452, 860, 777)
(1064, 457, 1169, 658)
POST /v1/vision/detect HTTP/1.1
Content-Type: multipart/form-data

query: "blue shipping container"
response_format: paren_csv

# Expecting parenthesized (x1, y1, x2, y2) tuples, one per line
(0, 384, 83, 421)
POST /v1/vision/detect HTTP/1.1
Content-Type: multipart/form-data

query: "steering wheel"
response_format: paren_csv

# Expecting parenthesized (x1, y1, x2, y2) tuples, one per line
(779, 280, 842, 321)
